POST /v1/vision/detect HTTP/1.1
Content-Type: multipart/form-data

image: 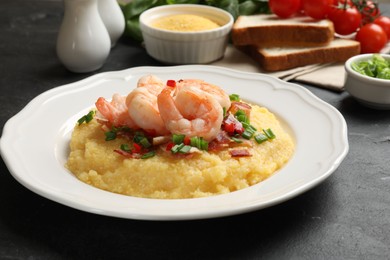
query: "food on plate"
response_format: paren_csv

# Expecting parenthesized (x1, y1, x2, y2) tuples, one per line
(66, 75, 295, 199)
(151, 14, 220, 32)
(231, 14, 335, 47)
(351, 54, 390, 80)
(247, 38, 360, 72)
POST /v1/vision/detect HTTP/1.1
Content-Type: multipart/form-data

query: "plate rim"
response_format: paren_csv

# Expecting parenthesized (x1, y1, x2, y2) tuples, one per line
(0, 65, 349, 220)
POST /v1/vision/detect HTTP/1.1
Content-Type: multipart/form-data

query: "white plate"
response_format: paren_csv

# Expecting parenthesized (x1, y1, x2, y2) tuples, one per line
(0, 66, 348, 221)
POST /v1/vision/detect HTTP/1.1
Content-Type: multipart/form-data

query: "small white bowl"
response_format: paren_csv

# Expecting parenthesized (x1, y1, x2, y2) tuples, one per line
(344, 53, 390, 109)
(139, 4, 233, 64)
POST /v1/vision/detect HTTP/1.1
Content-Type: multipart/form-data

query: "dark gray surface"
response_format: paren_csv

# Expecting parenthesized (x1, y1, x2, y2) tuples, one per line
(1, 1, 389, 259)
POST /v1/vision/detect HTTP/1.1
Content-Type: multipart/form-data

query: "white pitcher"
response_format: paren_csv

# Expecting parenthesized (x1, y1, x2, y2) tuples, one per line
(98, 0, 125, 47)
(56, 0, 111, 73)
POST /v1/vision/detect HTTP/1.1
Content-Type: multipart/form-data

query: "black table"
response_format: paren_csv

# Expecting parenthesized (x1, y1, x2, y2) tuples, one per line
(1, 1, 389, 259)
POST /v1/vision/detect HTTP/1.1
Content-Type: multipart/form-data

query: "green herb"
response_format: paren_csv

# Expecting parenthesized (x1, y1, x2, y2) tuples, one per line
(190, 136, 208, 150)
(105, 126, 131, 141)
(241, 122, 257, 132)
(141, 151, 156, 159)
(120, 144, 131, 151)
(105, 131, 117, 141)
(229, 93, 240, 101)
(231, 136, 243, 143)
(132, 131, 152, 148)
(263, 128, 276, 139)
(352, 54, 390, 80)
(254, 133, 268, 144)
(242, 129, 254, 139)
(235, 110, 249, 124)
(77, 110, 95, 125)
(171, 143, 185, 154)
(172, 134, 185, 144)
(139, 137, 152, 148)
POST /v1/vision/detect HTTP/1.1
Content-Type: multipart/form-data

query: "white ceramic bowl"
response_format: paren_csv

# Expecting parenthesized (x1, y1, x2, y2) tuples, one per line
(139, 4, 233, 64)
(344, 53, 390, 109)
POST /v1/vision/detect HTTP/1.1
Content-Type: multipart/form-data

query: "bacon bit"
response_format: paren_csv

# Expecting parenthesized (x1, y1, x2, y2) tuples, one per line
(228, 101, 252, 118)
(229, 149, 252, 157)
(230, 139, 253, 148)
(223, 114, 244, 135)
(167, 80, 176, 88)
(208, 131, 231, 151)
(114, 149, 141, 159)
(215, 131, 231, 144)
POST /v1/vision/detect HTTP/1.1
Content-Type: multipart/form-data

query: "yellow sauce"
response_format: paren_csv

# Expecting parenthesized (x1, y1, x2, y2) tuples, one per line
(152, 14, 220, 32)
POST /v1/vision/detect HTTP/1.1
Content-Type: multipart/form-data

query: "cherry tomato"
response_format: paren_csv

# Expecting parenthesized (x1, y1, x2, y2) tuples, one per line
(332, 0, 352, 5)
(374, 16, 390, 40)
(328, 6, 362, 35)
(302, 0, 333, 19)
(269, 0, 301, 18)
(361, 0, 380, 24)
(356, 23, 388, 53)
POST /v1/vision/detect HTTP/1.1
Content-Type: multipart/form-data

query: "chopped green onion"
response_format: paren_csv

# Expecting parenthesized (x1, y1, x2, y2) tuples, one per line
(141, 151, 156, 159)
(223, 107, 227, 117)
(77, 110, 95, 125)
(242, 122, 257, 132)
(172, 134, 185, 144)
(229, 94, 240, 101)
(242, 130, 254, 140)
(105, 131, 117, 141)
(235, 110, 249, 124)
(138, 137, 151, 148)
(190, 136, 208, 151)
(179, 145, 192, 153)
(120, 144, 131, 151)
(171, 143, 185, 154)
(236, 114, 249, 124)
(254, 133, 268, 144)
(231, 137, 243, 143)
(133, 131, 145, 143)
(263, 128, 276, 139)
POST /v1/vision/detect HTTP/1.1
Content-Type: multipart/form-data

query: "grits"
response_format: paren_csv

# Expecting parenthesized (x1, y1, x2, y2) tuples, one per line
(66, 105, 294, 199)
(151, 14, 220, 32)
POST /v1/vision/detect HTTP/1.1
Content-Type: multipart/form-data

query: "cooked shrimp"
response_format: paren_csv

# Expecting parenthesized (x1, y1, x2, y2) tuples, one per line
(137, 74, 165, 96)
(95, 94, 136, 128)
(126, 75, 169, 135)
(176, 79, 231, 110)
(157, 85, 223, 141)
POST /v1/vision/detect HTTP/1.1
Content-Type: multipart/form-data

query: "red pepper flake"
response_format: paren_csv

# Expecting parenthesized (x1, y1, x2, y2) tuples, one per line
(167, 80, 176, 88)
(229, 149, 252, 157)
(133, 143, 142, 153)
(183, 136, 191, 145)
(166, 142, 175, 151)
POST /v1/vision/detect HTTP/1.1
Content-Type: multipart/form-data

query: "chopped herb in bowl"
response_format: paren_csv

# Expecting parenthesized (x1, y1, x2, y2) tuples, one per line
(351, 54, 390, 80)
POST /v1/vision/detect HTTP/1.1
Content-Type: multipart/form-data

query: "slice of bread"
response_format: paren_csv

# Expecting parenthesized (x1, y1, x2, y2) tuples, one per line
(247, 38, 360, 71)
(232, 14, 335, 47)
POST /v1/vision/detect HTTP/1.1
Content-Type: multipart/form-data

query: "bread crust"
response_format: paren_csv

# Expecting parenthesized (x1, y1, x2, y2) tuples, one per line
(232, 15, 335, 47)
(248, 40, 361, 71)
